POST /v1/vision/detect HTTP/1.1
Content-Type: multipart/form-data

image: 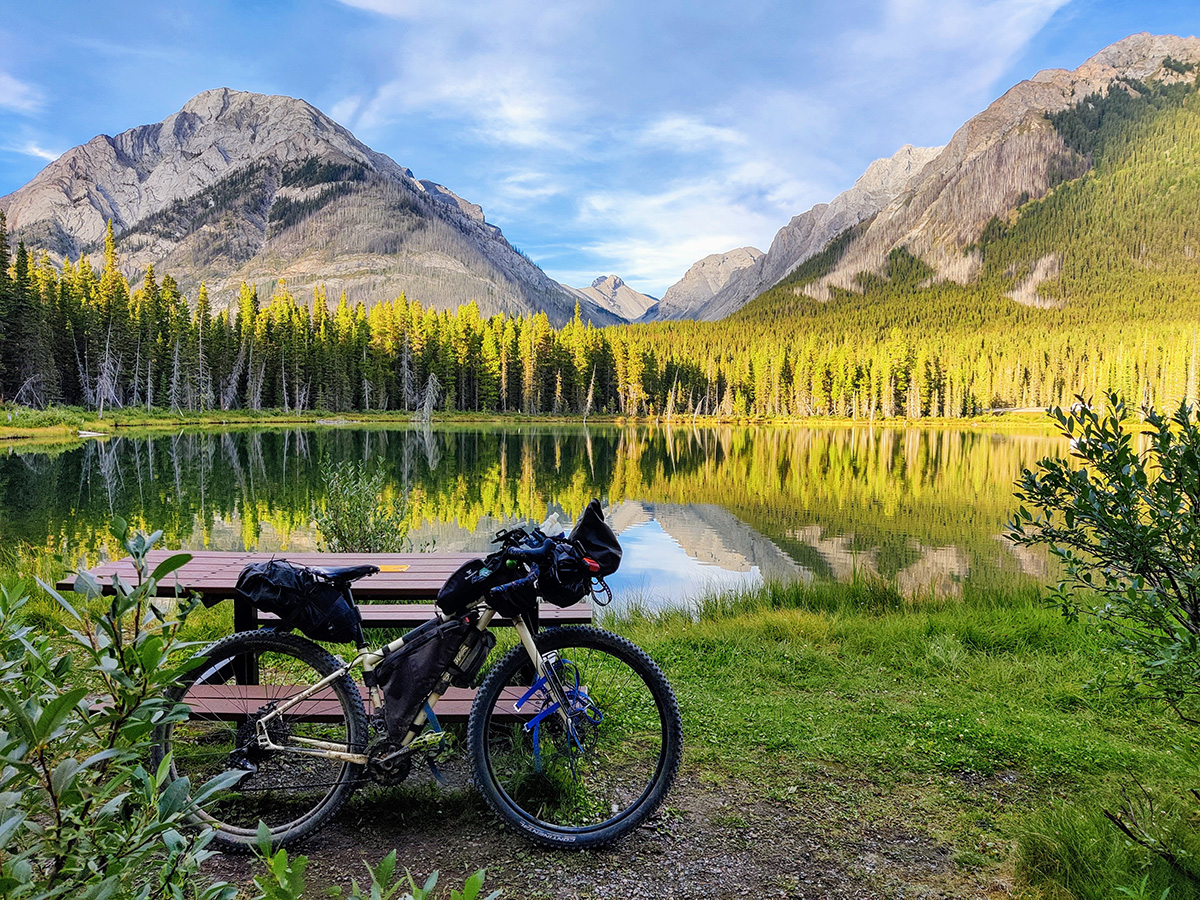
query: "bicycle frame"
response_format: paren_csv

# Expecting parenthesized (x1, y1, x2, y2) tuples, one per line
(247, 604, 572, 765)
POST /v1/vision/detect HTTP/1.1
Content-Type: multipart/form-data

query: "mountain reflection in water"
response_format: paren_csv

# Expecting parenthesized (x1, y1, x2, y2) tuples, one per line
(0, 424, 1064, 602)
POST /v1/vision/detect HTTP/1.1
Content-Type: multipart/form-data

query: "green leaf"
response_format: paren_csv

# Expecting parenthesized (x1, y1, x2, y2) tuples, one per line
(33, 687, 88, 745)
(150, 553, 193, 584)
(0, 810, 25, 849)
(158, 774, 192, 817)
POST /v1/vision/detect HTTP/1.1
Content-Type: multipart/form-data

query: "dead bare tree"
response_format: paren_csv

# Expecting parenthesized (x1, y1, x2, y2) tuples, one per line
(247, 360, 266, 412)
(14, 375, 46, 410)
(583, 365, 596, 423)
(413, 372, 442, 424)
(95, 329, 124, 419)
(221, 340, 247, 410)
(168, 341, 186, 414)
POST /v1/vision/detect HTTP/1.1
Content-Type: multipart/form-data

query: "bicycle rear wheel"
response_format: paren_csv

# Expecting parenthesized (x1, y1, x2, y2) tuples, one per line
(152, 630, 368, 851)
(467, 626, 682, 848)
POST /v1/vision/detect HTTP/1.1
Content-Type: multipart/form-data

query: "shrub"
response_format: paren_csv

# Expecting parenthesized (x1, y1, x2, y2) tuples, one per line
(1008, 393, 1200, 720)
(0, 518, 240, 899)
(314, 460, 412, 553)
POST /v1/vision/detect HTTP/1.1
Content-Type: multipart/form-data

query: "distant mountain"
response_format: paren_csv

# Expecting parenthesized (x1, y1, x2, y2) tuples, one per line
(568, 275, 658, 321)
(649, 247, 763, 321)
(802, 32, 1200, 303)
(663, 32, 1200, 320)
(0, 88, 620, 326)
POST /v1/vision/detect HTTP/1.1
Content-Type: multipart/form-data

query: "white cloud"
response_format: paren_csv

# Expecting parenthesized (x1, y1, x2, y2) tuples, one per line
(330, 94, 363, 126)
(568, 172, 812, 293)
(345, 0, 591, 148)
(847, 0, 1073, 111)
(0, 72, 41, 113)
(335, 0, 425, 18)
(638, 114, 747, 149)
(331, 0, 1069, 292)
(15, 141, 61, 161)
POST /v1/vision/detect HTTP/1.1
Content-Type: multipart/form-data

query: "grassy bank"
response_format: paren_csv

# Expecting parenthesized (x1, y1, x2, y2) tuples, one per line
(0, 401, 1059, 445)
(7, 549, 1191, 897)
(610, 580, 1198, 898)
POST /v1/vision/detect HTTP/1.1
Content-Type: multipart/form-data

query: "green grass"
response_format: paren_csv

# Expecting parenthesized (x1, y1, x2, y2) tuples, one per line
(610, 578, 1200, 898)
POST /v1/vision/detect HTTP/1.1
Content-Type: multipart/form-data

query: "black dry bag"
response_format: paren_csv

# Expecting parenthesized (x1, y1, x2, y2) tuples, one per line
(234, 560, 363, 644)
(568, 499, 622, 576)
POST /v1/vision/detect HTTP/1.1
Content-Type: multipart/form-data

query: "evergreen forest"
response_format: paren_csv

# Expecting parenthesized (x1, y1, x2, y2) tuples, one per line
(3, 74, 1200, 419)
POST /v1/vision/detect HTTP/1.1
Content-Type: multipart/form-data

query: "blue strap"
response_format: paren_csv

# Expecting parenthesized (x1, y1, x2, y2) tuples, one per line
(423, 701, 443, 735)
(511, 660, 603, 772)
(422, 702, 448, 785)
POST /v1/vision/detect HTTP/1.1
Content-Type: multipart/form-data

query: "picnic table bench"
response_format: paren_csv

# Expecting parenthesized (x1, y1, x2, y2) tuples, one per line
(58, 550, 593, 721)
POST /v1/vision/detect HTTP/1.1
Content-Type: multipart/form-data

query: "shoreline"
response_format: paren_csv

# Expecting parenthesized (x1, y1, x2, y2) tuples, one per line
(0, 407, 1061, 447)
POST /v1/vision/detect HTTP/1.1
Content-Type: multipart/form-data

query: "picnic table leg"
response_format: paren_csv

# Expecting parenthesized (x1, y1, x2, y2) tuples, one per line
(231, 595, 259, 684)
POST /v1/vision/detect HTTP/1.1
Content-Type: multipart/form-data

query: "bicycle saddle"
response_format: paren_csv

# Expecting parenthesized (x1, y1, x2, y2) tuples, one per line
(310, 564, 380, 583)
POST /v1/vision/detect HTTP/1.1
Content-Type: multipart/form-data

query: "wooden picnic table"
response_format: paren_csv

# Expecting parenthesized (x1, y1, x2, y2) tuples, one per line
(55, 550, 593, 631)
(58, 550, 593, 721)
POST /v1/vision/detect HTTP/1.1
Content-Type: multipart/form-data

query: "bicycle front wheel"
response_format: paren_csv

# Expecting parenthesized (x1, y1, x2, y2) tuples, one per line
(151, 630, 368, 851)
(467, 626, 682, 848)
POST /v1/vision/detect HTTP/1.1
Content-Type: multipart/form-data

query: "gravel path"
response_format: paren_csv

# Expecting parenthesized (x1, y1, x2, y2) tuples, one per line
(204, 763, 1008, 899)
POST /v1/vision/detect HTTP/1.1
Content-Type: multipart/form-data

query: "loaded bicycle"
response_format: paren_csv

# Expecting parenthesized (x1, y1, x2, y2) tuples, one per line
(152, 500, 682, 850)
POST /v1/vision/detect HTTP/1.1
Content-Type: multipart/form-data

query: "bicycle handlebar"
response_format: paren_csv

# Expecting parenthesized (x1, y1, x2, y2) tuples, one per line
(505, 538, 554, 563)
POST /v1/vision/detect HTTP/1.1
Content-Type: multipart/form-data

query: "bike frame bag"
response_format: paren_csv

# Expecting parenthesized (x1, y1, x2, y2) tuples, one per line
(234, 560, 363, 644)
(374, 617, 472, 738)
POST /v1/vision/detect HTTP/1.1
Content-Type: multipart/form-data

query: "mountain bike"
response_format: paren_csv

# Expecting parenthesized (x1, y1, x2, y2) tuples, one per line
(151, 503, 682, 852)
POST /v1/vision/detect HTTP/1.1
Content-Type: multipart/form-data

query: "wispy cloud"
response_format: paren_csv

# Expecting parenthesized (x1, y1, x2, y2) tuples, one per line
(0, 71, 41, 113)
(638, 115, 747, 149)
(13, 141, 62, 161)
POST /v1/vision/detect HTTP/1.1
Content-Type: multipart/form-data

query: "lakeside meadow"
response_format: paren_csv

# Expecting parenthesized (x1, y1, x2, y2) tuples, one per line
(2, 417, 1197, 897)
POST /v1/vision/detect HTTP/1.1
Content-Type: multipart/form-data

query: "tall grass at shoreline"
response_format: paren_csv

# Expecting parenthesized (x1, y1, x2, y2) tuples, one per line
(611, 577, 1200, 898)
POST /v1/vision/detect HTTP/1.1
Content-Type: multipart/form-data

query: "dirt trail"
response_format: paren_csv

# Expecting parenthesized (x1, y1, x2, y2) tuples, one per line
(205, 768, 1000, 899)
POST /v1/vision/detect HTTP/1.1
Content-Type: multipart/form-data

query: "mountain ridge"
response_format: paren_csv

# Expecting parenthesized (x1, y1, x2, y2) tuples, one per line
(658, 31, 1200, 320)
(0, 88, 620, 326)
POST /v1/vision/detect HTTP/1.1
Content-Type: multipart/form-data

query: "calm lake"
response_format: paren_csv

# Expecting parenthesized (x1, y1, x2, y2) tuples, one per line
(0, 424, 1064, 606)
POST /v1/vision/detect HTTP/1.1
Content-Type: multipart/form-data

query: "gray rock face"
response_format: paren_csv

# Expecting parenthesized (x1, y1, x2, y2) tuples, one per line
(0, 88, 618, 325)
(807, 32, 1200, 299)
(659, 32, 1200, 319)
(653, 144, 940, 322)
(649, 247, 763, 321)
(568, 274, 658, 322)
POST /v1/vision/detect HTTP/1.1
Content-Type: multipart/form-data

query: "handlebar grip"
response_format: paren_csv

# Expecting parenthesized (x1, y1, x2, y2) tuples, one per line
(506, 539, 553, 563)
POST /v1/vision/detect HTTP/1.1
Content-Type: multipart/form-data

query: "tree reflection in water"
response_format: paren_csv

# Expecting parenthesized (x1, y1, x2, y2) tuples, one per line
(0, 424, 1064, 598)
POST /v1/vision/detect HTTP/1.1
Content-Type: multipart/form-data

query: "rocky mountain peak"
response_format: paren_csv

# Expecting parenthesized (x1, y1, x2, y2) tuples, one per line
(570, 274, 657, 322)
(651, 248, 763, 321)
(801, 32, 1200, 301)
(0, 88, 619, 326)
(652, 142, 940, 321)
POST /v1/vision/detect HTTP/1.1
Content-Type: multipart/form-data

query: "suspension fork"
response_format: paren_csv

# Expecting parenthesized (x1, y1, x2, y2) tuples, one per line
(513, 614, 574, 729)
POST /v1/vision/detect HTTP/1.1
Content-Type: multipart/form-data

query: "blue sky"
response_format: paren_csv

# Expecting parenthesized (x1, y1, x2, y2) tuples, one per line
(1, 1, 1197, 296)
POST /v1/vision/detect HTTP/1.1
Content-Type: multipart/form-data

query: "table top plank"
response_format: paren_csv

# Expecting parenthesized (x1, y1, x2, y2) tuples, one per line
(56, 550, 594, 624)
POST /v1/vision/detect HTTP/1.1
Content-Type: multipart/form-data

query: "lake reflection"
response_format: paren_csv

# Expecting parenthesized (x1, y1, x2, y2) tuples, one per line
(0, 424, 1064, 605)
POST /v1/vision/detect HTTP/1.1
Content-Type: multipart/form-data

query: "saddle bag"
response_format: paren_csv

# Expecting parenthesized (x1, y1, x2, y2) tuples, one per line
(234, 560, 362, 643)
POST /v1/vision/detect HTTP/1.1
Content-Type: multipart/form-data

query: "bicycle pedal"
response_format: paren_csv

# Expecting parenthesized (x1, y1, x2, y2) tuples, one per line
(409, 730, 443, 752)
